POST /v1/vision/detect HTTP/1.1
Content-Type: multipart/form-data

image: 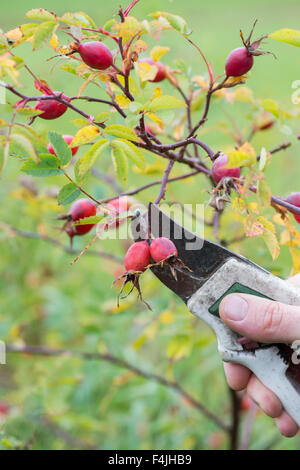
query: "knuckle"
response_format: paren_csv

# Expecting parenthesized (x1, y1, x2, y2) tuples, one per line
(261, 301, 284, 337)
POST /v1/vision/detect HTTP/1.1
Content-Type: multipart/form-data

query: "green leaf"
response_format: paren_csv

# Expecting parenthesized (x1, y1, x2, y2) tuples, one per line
(74, 215, 107, 225)
(257, 180, 272, 207)
(32, 21, 58, 50)
(16, 107, 43, 117)
(73, 12, 97, 28)
(57, 183, 80, 206)
(48, 131, 72, 167)
(259, 147, 272, 172)
(149, 12, 188, 34)
(26, 8, 57, 21)
(113, 140, 146, 171)
(77, 139, 109, 181)
(111, 146, 128, 184)
(60, 64, 77, 75)
(261, 99, 279, 118)
(167, 335, 192, 361)
(11, 132, 39, 162)
(21, 153, 63, 177)
(146, 95, 186, 112)
(269, 28, 300, 48)
(104, 124, 139, 142)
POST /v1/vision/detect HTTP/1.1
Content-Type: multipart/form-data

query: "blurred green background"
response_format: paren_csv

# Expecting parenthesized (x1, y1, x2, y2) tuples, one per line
(1, 0, 300, 450)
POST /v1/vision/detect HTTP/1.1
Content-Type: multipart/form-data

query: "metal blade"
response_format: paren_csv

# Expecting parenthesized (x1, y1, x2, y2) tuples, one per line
(147, 203, 266, 303)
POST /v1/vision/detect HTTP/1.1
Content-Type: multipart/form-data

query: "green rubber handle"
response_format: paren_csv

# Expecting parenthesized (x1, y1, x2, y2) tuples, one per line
(208, 282, 272, 317)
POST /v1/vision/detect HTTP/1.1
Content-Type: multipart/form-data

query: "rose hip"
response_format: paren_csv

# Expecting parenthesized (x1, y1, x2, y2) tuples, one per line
(139, 58, 166, 83)
(287, 193, 300, 224)
(35, 92, 69, 120)
(225, 47, 254, 77)
(150, 237, 178, 262)
(78, 41, 113, 70)
(68, 199, 97, 236)
(212, 153, 240, 184)
(47, 135, 79, 157)
(124, 241, 151, 272)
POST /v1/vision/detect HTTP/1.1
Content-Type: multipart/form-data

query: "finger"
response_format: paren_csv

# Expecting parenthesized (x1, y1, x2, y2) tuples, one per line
(275, 412, 299, 438)
(223, 362, 251, 391)
(219, 294, 300, 343)
(247, 375, 283, 418)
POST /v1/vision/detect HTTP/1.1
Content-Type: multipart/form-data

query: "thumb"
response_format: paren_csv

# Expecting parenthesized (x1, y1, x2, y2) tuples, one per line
(219, 294, 300, 344)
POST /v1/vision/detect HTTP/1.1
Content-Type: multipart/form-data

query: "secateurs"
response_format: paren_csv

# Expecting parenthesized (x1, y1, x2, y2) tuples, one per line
(132, 203, 300, 426)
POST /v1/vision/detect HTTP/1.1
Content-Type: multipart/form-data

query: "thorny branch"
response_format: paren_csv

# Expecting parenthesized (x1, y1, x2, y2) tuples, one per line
(3, 82, 300, 217)
(0, 223, 122, 263)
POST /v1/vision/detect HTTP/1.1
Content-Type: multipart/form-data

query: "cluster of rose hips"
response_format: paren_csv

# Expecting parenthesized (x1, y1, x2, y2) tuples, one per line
(124, 237, 178, 272)
(117, 237, 179, 309)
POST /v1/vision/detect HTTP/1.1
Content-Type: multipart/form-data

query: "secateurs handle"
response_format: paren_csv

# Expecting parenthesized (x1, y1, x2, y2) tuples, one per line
(187, 258, 300, 426)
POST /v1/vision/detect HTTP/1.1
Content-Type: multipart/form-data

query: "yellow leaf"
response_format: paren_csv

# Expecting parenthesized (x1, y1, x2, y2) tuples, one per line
(174, 122, 184, 140)
(257, 216, 276, 234)
(150, 46, 170, 62)
(159, 310, 174, 325)
(134, 39, 148, 53)
(115, 94, 131, 109)
(227, 142, 256, 168)
(50, 33, 58, 48)
(269, 28, 300, 48)
(290, 247, 300, 274)
(77, 72, 98, 97)
(244, 216, 264, 237)
(167, 335, 192, 361)
(151, 87, 163, 100)
(145, 112, 164, 130)
(133, 335, 147, 350)
(138, 61, 157, 82)
(192, 75, 209, 89)
(234, 86, 254, 103)
(248, 202, 259, 214)
(71, 125, 100, 147)
(113, 16, 141, 42)
(280, 229, 292, 246)
(262, 229, 280, 260)
(97, 72, 111, 82)
(5, 27, 22, 42)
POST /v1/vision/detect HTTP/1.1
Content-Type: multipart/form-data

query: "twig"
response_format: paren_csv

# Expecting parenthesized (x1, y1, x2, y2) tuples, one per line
(124, 0, 141, 17)
(239, 401, 257, 450)
(0, 223, 122, 263)
(6, 343, 230, 433)
(70, 95, 127, 118)
(97, 170, 200, 203)
(155, 161, 175, 204)
(229, 388, 241, 450)
(213, 210, 221, 245)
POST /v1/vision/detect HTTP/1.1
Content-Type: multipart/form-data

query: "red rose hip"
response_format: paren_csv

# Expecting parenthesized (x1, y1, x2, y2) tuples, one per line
(212, 153, 240, 184)
(68, 198, 97, 236)
(287, 193, 300, 224)
(47, 135, 79, 157)
(35, 92, 69, 120)
(139, 58, 166, 83)
(106, 197, 130, 229)
(78, 41, 113, 70)
(124, 241, 151, 272)
(150, 237, 178, 262)
(225, 47, 254, 77)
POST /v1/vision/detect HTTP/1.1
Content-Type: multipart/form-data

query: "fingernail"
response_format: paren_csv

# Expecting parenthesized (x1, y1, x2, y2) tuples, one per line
(223, 295, 248, 321)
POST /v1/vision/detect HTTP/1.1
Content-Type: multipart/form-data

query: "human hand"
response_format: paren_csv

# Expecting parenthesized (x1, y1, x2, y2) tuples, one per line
(219, 275, 300, 437)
